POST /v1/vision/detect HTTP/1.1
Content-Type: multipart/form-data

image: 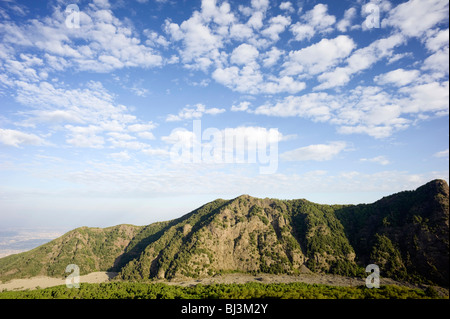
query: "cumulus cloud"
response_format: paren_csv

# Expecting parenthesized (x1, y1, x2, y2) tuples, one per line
(281, 35, 356, 77)
(230, 43, 259, 65)
(260, 15, 291, 42)
(253, 80, 448, 139)
(212, 64, 305, 94)
(231, 101, 251, 112)
(0, 4, 163, 74)
(374, 68, 420, 87)
(336, 7, 357, 32)
(0, 128, 46, 147)
(315, 33, 406, 90)
(279, 2, 294, 13)
(290, 4, 336, 41)
(163, 0, 235, 71)
(383, 0, 449, 37)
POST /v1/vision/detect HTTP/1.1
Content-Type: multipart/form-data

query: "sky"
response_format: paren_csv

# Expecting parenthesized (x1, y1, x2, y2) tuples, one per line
(0, 0, 448, 231)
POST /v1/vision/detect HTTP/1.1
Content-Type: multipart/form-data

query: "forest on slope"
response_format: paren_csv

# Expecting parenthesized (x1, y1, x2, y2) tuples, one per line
(0, 179, 448, 288)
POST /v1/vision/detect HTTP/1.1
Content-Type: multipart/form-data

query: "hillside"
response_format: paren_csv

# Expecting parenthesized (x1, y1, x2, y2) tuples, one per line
(0, 179, 448, 287)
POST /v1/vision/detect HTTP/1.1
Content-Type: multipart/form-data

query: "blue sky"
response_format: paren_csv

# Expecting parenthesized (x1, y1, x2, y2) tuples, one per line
(0, 0, 448, 230)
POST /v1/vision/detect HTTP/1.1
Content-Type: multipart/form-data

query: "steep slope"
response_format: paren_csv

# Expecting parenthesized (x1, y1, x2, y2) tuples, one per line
(0, 224, 142, 282)
(0, 179, 448, 287)
(335, 179, 449, 286)
(119, 196, 361, 280)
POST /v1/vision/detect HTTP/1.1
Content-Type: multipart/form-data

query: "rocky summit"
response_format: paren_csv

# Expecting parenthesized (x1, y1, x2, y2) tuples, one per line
(0, 179, 448, 287)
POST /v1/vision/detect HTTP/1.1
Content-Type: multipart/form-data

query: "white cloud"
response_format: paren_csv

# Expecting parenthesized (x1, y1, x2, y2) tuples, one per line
(383, 0, 449, 37)
(315, 33, 406, 90)
(399, 81, 449, 114)
(141, 148, 171, 157)
(290, 4, 336, 41)
(231, 101, 251, 112)
(230, 43, 259, 65)
(424, 28, 449, 52)
(422, 47, 449, 76)
(130, 87, 149, 97)
(65, 125, 105, 148)
(262, 47, 284, 67)
(109, 151, 131, 161)
(229, 23, 254, 40)
(137, 132, 156, 140)
(254, 93, 336, 122)
(0, 4, 163, 74)
(360, 156, 390, 165)
(161, 129, 196, 148)
(0, 128, 46, 147)
(13, 81, 136, 131)
(280, 141, 347, 161)
(250, 0, 269, 12)
(212, 63, 305, 94)
(281, 35, 356, 77)
(212, 65, 261, 94)
(337, 7, 357, 32)
(163, 0, 234, 71)
(128, 122, 157, 132)
(261, 15, 291, 42)
(374, 68, 420, 87)
(253, 79, 448, 139)
(434, 149, 449, 158)
(279, 2, 294, 13)
(162, 125, 286, 166)
(166, 103, 225, 122)
(290, 23, 314, 42)
(5, 79, 163, 150)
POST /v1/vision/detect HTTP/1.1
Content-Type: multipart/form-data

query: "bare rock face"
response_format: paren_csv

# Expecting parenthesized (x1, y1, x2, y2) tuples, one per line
(0, 180, 448, 287)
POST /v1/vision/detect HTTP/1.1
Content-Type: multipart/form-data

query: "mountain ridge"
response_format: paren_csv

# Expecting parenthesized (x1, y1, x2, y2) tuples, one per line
(0, 179, 448, 287)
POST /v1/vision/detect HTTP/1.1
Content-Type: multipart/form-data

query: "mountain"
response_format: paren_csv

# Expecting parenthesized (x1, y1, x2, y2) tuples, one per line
(0, 179, 448, 287)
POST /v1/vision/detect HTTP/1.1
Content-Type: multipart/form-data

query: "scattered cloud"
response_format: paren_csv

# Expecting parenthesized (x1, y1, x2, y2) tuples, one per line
(360, 156, 390, 165)
(109, 151, 132, 161)
(279, 2, 295, 13)
(231, 101, 251, 112)
(281, 35, 356, 77)
(374, 68, 420, 87)
(0, 3, 164, 74)
(290, 4, 336, 41)
(0, 128, 46, 147)
(166, 103, 225, 122)
(280, 141, 348, 161)
(337, 7, 357, 32)
(382, 0, 449, 37)
(434, 149, 449, 158)
(315, 33, 406, 90)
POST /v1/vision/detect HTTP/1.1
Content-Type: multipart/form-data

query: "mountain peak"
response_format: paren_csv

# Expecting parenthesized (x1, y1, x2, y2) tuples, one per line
(418, 179, 449, 195)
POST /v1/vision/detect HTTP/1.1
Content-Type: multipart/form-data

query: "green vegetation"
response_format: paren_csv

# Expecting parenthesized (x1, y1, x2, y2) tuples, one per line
(0, 179, 448, 288)
(0, 281, 440, 299)
(0, 224, 142, 282)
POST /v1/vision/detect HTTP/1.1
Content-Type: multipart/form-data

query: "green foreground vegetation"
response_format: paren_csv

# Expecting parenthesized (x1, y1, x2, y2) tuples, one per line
(0, 281, 444, 299)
